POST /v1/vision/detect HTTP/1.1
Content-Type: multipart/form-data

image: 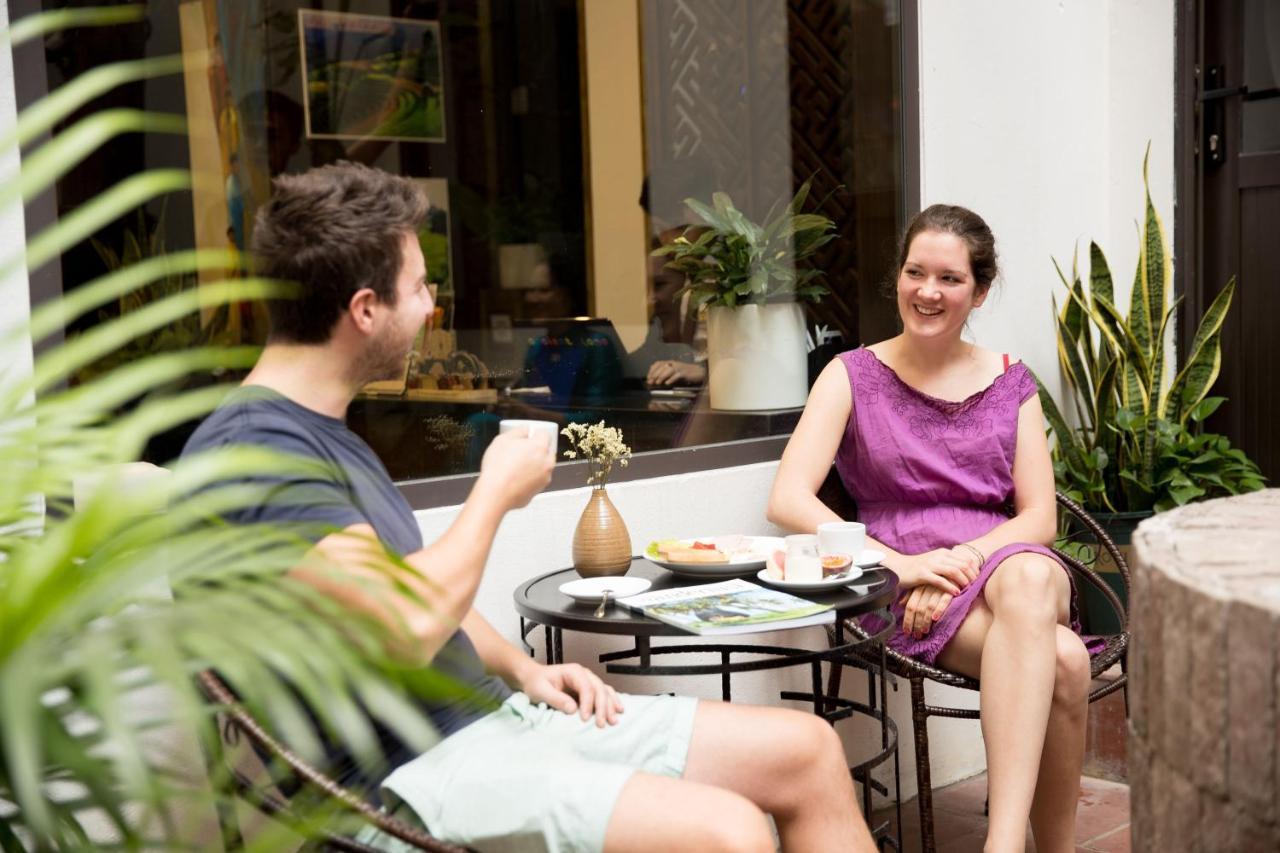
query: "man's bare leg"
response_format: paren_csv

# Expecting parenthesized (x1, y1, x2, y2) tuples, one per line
(683, 699, 875, 852)
(604, 773, 774, 853)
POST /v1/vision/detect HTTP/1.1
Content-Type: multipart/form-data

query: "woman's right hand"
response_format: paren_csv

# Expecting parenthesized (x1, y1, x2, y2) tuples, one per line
(901, 585, 954, 639)
(889, 548, 980, 596)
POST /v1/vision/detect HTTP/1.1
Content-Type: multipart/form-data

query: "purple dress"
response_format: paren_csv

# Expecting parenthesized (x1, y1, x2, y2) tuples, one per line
(835, 347, 1083, 664)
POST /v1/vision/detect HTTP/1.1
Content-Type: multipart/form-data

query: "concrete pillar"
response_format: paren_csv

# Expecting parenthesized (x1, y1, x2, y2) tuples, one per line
(1130, 489, 1280, 851)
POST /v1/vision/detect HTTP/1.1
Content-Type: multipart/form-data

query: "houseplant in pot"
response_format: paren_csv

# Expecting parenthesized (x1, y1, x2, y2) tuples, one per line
(1037, 148, 1265, 629)
(652, 180, 836, 410)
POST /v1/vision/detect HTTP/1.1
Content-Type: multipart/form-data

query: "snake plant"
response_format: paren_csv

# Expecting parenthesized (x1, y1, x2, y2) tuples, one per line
(1, 7, 442, 848)
(1038, 146, 1264, 513)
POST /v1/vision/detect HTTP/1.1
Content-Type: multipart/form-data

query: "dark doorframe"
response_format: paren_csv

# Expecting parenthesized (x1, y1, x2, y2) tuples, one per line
(1173, 0, 1199, 331)
(1177, 0, 1280, 479)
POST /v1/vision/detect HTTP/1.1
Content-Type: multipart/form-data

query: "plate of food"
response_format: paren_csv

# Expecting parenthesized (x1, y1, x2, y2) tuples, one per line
(755, 548, 889, 592)
(644, 535, 784, 578)
(754, 567, 862, 593)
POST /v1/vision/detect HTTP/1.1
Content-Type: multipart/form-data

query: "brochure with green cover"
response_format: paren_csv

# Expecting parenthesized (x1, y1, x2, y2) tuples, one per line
(618, 578, 833, 635)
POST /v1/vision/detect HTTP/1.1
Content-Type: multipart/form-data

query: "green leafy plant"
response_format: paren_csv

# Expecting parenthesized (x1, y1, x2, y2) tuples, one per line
(1, 7, 442, 848)
(76, 202, 233, 383)
(1038, 146, 1264, 513)
(1143, 397, 1265, 508)
(651, 179, 836, 311)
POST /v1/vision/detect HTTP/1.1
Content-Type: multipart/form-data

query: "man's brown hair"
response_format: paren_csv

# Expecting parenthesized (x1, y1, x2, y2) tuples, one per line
(251, 162, 429, 343)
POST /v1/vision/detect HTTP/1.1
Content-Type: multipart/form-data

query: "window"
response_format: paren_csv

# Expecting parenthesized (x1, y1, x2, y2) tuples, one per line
(21, 0, 906, 488)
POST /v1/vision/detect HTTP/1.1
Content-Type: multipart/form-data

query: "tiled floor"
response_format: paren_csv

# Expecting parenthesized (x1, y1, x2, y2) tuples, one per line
(873, 773, 1131, 852)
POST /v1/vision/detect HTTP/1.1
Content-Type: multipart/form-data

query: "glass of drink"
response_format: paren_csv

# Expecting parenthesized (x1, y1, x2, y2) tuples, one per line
(784, 534, 822, 582)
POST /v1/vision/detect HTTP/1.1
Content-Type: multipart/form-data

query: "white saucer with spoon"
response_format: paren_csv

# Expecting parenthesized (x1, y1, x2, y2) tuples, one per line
(558, 576, 652, 612)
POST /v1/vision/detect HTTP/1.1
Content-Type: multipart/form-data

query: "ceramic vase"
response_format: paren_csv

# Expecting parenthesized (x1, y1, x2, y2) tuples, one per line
(572, 486, 632, 577)
(705, 302, 808, 411)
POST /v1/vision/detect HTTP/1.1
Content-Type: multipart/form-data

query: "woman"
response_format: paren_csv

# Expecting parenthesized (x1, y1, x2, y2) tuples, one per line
(768, 204, 1090, 853)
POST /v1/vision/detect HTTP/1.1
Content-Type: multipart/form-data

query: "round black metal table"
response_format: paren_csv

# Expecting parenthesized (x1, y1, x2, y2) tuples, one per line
(514, 557, 904, 850)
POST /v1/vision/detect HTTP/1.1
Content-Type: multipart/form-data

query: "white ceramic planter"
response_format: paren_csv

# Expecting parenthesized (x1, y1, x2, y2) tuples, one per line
(706, 302, 808, 410)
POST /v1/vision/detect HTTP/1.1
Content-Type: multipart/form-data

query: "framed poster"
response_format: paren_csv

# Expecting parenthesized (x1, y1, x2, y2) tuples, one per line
(298, 9, 446, 142)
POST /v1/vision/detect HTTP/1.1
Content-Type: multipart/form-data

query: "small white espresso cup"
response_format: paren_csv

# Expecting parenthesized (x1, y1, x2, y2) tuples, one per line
(498, 419, 560, 465)
(817, 521, 866, 561)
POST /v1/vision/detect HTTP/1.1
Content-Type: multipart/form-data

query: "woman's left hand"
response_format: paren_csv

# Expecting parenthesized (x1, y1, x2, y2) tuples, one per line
(947, 545, 984, 584)
(900, 585, 954, 639)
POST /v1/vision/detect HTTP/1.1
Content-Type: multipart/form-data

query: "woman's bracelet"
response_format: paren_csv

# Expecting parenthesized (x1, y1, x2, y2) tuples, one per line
(957, 542, 986, 566)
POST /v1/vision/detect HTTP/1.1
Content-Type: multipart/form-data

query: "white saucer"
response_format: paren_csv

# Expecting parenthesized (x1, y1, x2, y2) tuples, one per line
(558, 576, 652, 603)
(755, 567, 864, 592)
(849, 548, 886, 568)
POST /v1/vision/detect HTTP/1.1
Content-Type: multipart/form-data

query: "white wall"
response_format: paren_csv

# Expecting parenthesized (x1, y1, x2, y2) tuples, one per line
(918, 0, 1175, 406)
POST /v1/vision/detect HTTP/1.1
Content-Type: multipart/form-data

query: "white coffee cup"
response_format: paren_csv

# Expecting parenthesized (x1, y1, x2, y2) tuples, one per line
(817, 521, 866, 561)
(498, 419, 560, 465)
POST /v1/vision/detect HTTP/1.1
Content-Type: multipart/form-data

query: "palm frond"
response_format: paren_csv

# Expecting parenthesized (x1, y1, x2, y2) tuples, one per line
(0, 7, 450, 847)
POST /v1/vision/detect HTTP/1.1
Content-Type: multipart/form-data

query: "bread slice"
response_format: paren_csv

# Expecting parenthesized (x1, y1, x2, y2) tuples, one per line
(664, 548, 728, 563)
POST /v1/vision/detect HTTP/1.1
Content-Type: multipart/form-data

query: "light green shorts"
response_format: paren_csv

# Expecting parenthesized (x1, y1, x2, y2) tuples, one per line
(355, 691, 699, 853)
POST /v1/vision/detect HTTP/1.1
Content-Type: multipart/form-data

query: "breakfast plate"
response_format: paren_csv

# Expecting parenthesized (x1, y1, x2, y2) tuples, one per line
(757, 568, 892, 595)
(644, 535, 784, 578)
(755, 548, 887, 591)
(755, 567, 864, 592)
(558, 576, 652, 603)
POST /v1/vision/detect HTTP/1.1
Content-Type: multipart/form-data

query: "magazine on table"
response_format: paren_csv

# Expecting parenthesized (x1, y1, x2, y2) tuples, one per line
(617, 578, 834, 636)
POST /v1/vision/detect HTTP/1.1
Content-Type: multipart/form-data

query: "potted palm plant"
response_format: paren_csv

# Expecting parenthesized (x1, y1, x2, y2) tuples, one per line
(1038, 147, 1265, 629)
(652, 180, 836, 410)
(1, 7, 442, 848)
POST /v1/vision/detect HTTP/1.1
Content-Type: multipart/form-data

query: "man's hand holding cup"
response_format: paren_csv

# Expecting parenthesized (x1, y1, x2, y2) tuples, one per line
(479, 420, 559, 509)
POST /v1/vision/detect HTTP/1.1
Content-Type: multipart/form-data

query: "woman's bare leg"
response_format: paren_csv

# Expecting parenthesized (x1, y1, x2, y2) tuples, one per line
(935, 553, 1071, 852)
(1027, 626, 1090, 853)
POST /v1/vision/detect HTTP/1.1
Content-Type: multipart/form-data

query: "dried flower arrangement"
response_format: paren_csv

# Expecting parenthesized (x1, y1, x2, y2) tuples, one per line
(561, 421, 631, 487)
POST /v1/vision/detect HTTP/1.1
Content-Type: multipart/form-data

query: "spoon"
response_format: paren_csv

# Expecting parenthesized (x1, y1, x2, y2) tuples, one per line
(594, 589, 613, 618)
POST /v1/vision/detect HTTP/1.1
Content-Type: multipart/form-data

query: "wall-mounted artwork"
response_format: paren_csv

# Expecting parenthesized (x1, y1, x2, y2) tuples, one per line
(298, 9, 446, 142)
(413, 178, 453, 300)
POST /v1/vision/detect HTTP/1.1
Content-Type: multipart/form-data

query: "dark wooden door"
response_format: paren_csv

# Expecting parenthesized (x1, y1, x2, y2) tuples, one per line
(1192, 0, 1280, 479)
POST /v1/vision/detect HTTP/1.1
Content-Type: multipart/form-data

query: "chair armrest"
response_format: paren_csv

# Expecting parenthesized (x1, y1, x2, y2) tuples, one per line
(197, 670, 467, 853)
(1054, 492, 1130, 633)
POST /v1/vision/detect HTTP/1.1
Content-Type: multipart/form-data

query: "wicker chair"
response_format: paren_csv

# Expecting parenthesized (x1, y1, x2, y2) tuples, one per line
(197, 669, 471, 853)
(818, 473, 1130, 853)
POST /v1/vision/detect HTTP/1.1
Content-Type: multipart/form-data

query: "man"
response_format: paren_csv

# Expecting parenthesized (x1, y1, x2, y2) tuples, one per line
(183, 162, 874, 852)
